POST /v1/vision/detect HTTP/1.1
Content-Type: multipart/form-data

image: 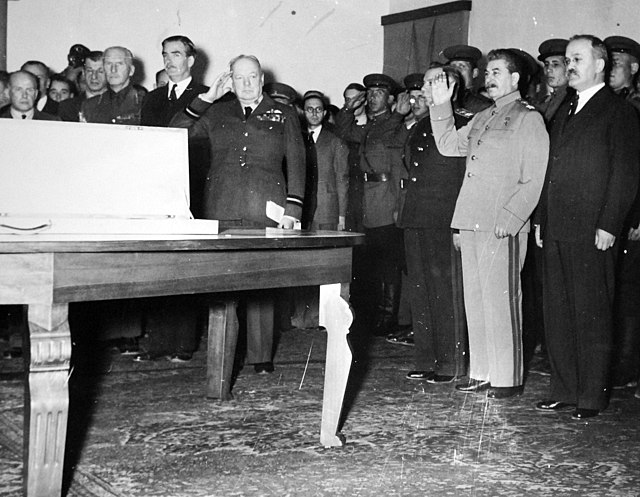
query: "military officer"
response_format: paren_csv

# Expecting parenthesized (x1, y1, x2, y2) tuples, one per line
(170, 54, 305, 373)
(264, 82, 299, 108)
(604, 35, 640, 108)
(443, 44, 493, 114)
(430, 49, 549, 398)
(335, 73, 410, 336)
(536, 38, 571, 123)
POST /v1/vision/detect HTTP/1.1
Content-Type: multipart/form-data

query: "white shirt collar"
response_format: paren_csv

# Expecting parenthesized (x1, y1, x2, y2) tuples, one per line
(11, 108, 35, 119)
(575, 82, 605, 113)
(167, 76, 192, 100)
(308, 125, 322, 141)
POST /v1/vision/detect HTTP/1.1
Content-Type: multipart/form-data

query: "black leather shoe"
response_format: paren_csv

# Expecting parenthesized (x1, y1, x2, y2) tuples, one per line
(455, 379, 490, 393)
(487, 386, 523, 399)
(427, 375, 457, 384)
(406, 370, 435, 381)
(535, 400, 576, 412)
(254, 362, 274, 374)
(571, 408, 599, 420)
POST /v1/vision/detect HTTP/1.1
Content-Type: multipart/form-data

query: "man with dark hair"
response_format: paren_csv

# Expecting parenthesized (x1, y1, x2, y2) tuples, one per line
(535, 35, 640, 418)
(21, 60, 58, 115)
(443, 44, 492, 113)
(170, 54, 305, 374)
(0, 71, 60, 120)
(81, 46, 146, 125)
(59, 50, 108, 122)
(47, 74, 76, 103)
(536, 38, 571, 123)
(430, 48, 549, 399)
(135, 35, 209, 363)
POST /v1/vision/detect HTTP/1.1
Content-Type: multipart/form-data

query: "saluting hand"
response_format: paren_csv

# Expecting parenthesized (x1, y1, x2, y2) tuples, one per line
(344, 90, 366, 111)
(628, 225, 640, 242)
(202, 71, 232, 102)
(394, 91, 412, 115)
(430, 73, 454, 106)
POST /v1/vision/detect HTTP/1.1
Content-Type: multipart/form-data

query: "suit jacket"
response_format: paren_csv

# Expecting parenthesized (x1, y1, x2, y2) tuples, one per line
(141, 82, 208, 127)
(536, 86, 640, 242)
(336, 108, 406, 228)
(58, 95, 85, 122)
(307, 125, 349, 227)
(40, 96, 59, 116)
(398, 112, 470, 229)
(0, 108, 60, 121)
(170, 93, 306, 225)
(431, 91, 549, 234)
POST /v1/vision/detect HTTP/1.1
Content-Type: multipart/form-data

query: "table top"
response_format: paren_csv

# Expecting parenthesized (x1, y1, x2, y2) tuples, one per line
(0, 229, 365, 253)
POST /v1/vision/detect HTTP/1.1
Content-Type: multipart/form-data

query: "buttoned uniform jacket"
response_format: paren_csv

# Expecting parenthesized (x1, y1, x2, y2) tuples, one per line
(398, 112, 470, 229)
(0, 108, 60, 121)
(309, 125, 349, 227)
(169, 93, 305, 225)
(430, 91, 549, 234)
(58, 94, 86, 122)
(81, 83, 147, 125)
(536, 86, 640, 242)
(335, 108, 406, 228)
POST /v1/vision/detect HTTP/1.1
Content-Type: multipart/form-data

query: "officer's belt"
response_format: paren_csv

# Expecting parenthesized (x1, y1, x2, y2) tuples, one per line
(363, 172, 390, 182)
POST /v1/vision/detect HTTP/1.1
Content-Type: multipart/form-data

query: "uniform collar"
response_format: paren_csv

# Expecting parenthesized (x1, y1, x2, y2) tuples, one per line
(493, 90, 521, 109)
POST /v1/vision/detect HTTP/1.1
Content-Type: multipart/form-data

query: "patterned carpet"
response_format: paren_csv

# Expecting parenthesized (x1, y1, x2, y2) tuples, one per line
(1, 328, 639, 497)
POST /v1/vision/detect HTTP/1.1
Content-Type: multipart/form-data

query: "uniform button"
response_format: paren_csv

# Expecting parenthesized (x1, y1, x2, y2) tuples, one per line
(244, 132, 249, 137)
(485, 125, 490, 130)
(467, 172, 474, 177)
(413, 162, 419, 167)
(471, 155, 477, 160)
(242, 146, 247, 151)
(475, 223, 480, 229)
(477, 139, 482, 145)
(491, 110, 497, 116)
(411, 177, 417, 182)
(417, 147, 424, 152)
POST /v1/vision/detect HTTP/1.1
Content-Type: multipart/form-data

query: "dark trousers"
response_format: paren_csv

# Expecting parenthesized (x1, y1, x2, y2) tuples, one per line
(404, 229, 467, 376)
(542, 239, 615, 411)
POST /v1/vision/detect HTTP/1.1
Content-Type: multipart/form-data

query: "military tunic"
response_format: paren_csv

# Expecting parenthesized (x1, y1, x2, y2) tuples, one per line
(431, 90, 549, 387)
(81, 84, 147, 125)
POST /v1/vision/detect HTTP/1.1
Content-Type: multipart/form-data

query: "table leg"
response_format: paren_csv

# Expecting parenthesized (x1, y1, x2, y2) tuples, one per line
(23, 303, 72, 497)
(206, 300, 239, 400)
(318, 283, 353, 447)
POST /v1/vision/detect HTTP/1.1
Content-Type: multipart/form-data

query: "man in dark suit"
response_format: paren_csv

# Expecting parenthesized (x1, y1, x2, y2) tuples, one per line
(0, 71, 59, 120)
(58, 51, 108, 122)
(170, 54, 305, 374)
(301, 90, 348, 231)
(135, 35, 209, 363)
(535, 35, 640, 419)
(21, 60, 58, 116)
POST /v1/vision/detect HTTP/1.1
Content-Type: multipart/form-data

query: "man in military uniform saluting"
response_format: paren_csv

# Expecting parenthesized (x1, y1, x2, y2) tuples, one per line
(170, 54, 305, 374)
(443, 44, 493, 114)
(430, 49, 549, 398)
(335, 73, 410, 336)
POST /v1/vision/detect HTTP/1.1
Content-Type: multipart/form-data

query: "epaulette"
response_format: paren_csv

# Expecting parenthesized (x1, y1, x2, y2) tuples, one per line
(518, 99, 537, 111)
(455, 107, 474, 119)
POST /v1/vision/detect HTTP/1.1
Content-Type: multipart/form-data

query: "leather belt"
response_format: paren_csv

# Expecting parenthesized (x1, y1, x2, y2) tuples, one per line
(363, 172, 390, 182)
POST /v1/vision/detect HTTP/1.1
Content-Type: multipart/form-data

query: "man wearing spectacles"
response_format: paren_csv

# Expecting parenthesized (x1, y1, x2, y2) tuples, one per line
(0, 71, 59, 120)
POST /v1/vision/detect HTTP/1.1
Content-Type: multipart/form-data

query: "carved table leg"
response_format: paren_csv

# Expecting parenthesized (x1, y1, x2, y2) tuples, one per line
(23, 303, 72, 497)
(206, 300, 239, 400)
(318, 283, 353, 447)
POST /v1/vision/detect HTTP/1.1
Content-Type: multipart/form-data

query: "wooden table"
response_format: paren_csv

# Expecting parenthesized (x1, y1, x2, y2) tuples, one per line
(0, 230, 363, 497)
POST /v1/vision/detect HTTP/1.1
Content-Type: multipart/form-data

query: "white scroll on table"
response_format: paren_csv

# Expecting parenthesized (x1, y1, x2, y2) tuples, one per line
(0, 119, 218, 238)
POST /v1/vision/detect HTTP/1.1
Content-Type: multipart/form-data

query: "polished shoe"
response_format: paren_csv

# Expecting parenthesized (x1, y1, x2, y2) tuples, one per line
(167, 353, 193, 363)
(535, 400, 576, 412)
(571, 408, 599, 420)
(427, 375, 457, 384)
(455, 379, 490, 393)
(487, 386, 523, 399)
(254, 362, 274, 374)
(406, 370, 435, 381)
(386, 330, 415, 346)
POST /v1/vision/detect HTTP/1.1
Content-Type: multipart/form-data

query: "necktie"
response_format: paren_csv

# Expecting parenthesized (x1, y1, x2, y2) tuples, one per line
(568, 93, 579, 118)
(244, 106, 252, 120)
(302, 130, 318, 229)
(21, 114, 26, 119)
(169, 84, 178, 101)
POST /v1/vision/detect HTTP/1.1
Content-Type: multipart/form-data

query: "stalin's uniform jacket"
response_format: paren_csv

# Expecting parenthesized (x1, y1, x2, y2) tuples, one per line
(170, 93, 305, 226)
(336, 108, 406, 228)
(430, 90, 549, 388)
